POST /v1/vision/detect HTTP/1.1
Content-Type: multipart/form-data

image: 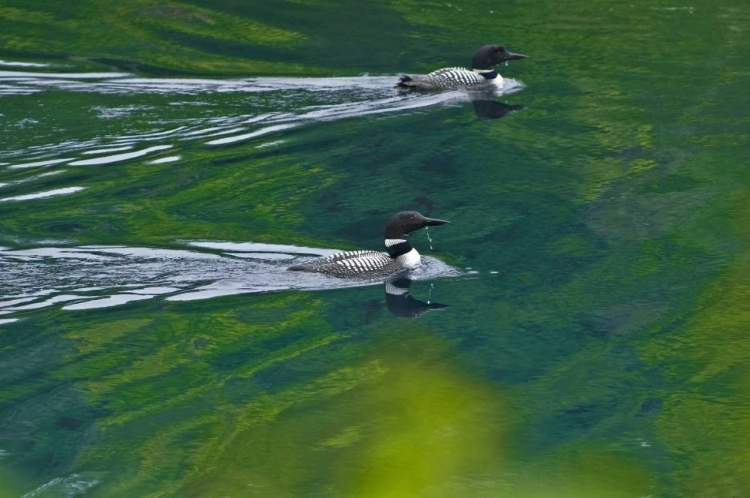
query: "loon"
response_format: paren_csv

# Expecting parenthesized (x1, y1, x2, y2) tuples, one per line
(396, 44, 528, 92)
(288, 211, 449, 278)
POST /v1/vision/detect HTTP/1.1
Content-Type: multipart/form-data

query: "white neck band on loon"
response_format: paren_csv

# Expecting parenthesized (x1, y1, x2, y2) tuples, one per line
(385, 238, 413, 258)
(473, 68, 498, 80)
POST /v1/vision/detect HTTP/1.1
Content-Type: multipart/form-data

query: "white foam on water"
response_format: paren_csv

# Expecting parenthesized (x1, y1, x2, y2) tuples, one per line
(128, 287, 180, 295)
(147, 155, 181, 164)
(0, 187, 85, 202)
(257, 140, 285, 148)
(81, 145, 134, 155)
(198, 127, 247, 138)
(0, 319, 18, 325)
(206, 123, 299, 145)
(37, 170, 66, 178)
(0, 247, 110, 260)
(69, 145, 173, 165)
(80, 246, 223, 259)
(63, 293, 154, 310)
(3, 294, 88, 311)
(0, 296, 39, 308)
(166, 285, 290, 302)
(0, 170, 66, 189)
(179, 126, 227, 137)
(110, 126, 187, 141)
(227, 252, 295, 260)
(94, 104, 153, 119)
(0, 70, 129, 79)
(8, 158, 72, 170)
(0, 60, 50, 67)
(20, 473, 100, 498)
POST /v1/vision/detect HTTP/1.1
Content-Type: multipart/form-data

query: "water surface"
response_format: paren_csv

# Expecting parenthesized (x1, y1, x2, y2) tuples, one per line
(1, 0, 749, 496)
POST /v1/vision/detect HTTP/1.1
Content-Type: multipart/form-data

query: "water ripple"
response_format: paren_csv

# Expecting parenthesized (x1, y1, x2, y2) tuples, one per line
(0, 242, 461, 320)
(0, 68, 524, 203)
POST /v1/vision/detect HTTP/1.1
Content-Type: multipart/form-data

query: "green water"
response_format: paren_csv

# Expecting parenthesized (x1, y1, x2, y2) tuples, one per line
(1, 0, 749, 496)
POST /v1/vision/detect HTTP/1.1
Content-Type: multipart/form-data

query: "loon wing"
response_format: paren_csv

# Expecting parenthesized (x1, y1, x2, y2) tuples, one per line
(397, 67, 486, 91)
(288, 250, 402, 278)
(429, 67, 487, 87)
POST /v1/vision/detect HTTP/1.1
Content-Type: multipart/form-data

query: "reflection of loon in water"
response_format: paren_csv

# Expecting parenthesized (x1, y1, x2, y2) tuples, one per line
(288, 211, 449, 279)
(470, 100, 524, 120)
(384, 277, 448, 318)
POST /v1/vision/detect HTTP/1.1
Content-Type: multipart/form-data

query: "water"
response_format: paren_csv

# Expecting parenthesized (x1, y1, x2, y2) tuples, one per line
(1, 0, 749, 496)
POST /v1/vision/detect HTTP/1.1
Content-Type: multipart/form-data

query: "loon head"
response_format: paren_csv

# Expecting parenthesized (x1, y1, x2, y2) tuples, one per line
(472, 45, 528, 70)
(384, 211, 449, 239)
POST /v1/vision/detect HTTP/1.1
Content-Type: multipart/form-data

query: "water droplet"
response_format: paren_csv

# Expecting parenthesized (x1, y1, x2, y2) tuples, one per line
(425, 227, 434, 250)
(427, 282, 434, 304)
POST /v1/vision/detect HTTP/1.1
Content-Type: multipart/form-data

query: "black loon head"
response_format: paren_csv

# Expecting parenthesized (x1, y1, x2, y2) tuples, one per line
(384, 211, 449, 239)
(471, 45, 528, 70)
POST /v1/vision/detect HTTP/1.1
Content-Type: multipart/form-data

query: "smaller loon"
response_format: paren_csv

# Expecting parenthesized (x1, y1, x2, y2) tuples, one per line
(288, 211, 449, 278)
(397, 44, 528, 92)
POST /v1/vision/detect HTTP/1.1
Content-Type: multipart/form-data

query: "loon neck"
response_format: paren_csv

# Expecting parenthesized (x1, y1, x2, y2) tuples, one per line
(385, 238, 413, 258)
(473, 68, 499, 80)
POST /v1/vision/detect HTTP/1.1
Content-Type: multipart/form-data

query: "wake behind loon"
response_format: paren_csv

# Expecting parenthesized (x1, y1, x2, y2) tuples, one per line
(397, 44, 528, 92)
(288, 211, 449, 278)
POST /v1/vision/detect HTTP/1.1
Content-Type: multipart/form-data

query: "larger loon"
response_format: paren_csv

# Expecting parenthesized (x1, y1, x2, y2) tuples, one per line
(288, 211, 449, 278)
(397, 44, 528, 92)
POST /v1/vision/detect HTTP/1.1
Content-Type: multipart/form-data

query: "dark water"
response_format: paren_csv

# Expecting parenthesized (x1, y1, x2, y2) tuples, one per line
(1, 0, 750, 496)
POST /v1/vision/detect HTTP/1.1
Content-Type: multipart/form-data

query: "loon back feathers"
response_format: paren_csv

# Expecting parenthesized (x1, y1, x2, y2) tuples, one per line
(288, 250, 402, 278)
(398, 68, 489, 91)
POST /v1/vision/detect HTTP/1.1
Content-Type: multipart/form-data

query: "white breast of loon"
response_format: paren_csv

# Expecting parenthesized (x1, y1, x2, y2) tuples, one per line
(426, 67, 502, 90)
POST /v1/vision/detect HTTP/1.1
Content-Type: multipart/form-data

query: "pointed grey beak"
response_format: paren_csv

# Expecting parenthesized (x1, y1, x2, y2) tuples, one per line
(423, 217, 449, 227)
(505, 51, 528, 61)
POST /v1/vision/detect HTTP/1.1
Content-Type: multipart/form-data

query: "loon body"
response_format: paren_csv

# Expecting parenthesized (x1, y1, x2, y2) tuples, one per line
(288, 211, 449, 278)
(397, 44, 527, 92)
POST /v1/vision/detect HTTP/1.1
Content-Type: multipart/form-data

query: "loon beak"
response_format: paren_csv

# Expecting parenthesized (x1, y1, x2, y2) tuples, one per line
(423, 217, 449, 227)
(505, 51, 529, 61)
